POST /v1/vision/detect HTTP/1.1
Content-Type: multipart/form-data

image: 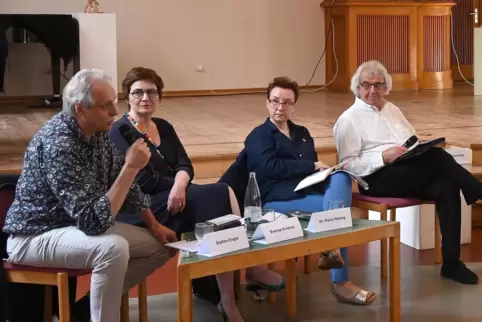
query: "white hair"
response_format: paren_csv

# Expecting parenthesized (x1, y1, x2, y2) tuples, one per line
(350, 60, 392, 97)
(62, 68, 112, 116)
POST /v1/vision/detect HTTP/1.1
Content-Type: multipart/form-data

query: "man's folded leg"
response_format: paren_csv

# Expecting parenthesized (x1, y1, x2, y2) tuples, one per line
(363, 162, 478, 285)
(6, 225, 129, 322)
(74, 222, 171, 321)
(6, 222, 169, 322)
(417, 177, 478, 285)
(422, 148, 482, 205)
(112, 222, 171, 293)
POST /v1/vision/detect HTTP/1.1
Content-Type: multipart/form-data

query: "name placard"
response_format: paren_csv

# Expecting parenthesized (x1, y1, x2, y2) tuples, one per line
(306, 208, 353, 233)
(251, 217, 303, 244)
(197, 226, 250, 257)
(445, 146, 471, 165)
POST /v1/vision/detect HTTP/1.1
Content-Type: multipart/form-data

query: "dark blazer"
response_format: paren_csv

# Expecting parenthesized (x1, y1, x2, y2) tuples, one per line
(109, 115, 194, 195)
(244, 118, 319, 203)
(218, 149, 248, 212)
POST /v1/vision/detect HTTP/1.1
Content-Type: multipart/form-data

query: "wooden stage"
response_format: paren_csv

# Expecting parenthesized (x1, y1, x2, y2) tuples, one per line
(3, 84, 482, 298)
(1, 84, 482, 179)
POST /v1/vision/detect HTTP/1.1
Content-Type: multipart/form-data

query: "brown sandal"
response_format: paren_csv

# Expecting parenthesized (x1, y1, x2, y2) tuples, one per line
(331, 284, 376, 305)
(318, 252, 345, 270)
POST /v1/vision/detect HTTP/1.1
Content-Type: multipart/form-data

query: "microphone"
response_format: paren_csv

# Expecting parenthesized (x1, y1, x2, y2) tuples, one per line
(402, 135, 419, 149)
(119, 124, 156, 174)
(119, 124, 142, 145)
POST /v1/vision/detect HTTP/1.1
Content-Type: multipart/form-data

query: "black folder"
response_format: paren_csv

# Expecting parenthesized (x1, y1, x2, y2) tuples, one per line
(388, 137, 446, 166)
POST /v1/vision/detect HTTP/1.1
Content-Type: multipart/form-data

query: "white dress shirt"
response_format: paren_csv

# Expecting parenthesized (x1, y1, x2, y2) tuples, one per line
(333, 97, 416, 177)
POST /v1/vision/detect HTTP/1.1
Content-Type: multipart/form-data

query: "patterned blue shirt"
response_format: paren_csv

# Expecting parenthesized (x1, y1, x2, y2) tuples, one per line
(3, 112, 151, 236)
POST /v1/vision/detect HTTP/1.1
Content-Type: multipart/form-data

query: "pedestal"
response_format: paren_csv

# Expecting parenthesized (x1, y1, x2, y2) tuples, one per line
(321, 0, 455, 91)
(72, 13, 117, 90)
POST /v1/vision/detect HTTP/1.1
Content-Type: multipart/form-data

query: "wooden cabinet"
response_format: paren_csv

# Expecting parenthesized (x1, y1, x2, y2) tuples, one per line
(321, 0, 455, 91)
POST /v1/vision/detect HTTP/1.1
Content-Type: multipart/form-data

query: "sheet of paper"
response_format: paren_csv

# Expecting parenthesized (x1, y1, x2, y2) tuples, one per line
(165, 240, 199, 253)
(294, 167, 333, 192)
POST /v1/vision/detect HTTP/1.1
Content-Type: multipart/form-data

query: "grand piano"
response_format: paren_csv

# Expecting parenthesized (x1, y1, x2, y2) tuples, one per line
(0, 14, 80, 107)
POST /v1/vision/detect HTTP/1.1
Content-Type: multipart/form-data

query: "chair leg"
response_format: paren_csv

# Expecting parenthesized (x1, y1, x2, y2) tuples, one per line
(434, 213, 442, 264)
(267, 263, 277, 304)
(121, 293, 129, 322)
(56, 273, 70, 322)
(138, 280, 148, 322)
(380, 208, 388, 280)
(43, 285, 53, 322)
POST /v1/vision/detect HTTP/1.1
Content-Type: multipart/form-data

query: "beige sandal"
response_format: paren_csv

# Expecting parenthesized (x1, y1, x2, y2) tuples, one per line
(331, 284, 376, 305)
(318, 252, 344, 270)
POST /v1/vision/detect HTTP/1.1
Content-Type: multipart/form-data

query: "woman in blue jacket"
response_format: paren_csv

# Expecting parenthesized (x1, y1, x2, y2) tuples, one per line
(244, 76, 375, 305)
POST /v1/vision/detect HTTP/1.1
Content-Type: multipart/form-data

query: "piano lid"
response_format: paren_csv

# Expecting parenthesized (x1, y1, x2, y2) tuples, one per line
(0, 14, 79, 69)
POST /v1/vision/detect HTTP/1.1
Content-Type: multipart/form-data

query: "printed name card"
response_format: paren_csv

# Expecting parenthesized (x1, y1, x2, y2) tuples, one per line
(306, 208, 353, 233)
(445, 146, 471, 165)
(197, 226, 250, 257)
(251, 217, 303, 244)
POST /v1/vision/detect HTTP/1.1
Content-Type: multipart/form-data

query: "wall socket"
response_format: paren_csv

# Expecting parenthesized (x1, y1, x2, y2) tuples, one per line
(195, 64, 205, 72)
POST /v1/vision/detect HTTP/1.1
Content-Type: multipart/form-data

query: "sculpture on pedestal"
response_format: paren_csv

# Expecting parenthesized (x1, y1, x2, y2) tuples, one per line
(84, 0, 101, 13)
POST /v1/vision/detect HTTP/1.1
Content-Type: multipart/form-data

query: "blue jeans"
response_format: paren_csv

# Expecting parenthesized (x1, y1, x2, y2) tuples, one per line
(264, 172, 352, 283)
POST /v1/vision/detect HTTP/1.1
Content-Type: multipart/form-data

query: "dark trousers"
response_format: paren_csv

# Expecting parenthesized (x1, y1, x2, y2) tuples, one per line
(361, 147, 482, 263)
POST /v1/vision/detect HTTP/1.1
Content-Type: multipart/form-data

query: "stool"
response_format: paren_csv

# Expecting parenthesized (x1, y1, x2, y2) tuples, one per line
(351, 192, 441, 280)
(121, 279, 148, 322)
(4, 262, 148, 322)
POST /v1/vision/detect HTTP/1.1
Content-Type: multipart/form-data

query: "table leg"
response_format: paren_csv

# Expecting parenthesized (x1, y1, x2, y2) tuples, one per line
(285, 258, 297, 321)
(389, 225, 401, 322)
(177, 267, 192, 322)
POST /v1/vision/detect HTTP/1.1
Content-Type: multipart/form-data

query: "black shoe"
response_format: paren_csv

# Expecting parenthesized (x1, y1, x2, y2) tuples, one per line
(441, 261, 479, 285)
(245, 276, 286, 293)
(72, 294, 91, 322)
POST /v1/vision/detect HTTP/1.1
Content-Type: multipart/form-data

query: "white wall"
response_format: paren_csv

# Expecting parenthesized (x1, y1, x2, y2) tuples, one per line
(0, 0, 326, 95)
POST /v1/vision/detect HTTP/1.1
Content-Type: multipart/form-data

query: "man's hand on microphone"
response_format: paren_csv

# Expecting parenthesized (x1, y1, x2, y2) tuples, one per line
(125, 138, 151, 170)
(382, 146, 408, 164)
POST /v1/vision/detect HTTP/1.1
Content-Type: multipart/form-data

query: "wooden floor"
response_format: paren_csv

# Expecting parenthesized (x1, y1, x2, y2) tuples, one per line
(2, 84, 482, 173)
(2, 84, 482, 298)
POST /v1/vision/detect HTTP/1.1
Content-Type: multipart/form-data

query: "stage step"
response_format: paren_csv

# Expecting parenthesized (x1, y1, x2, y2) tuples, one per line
(191, 145, 337, 180)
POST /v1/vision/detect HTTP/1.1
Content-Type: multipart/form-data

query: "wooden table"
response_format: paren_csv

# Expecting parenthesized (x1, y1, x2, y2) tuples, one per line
(177, 219, 401, 322)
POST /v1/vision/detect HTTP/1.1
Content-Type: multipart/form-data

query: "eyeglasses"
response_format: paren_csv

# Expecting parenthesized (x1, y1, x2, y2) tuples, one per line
(268, 99, 295, 109)
(130, 89, 159, 99)
(359, 82, 386, 90)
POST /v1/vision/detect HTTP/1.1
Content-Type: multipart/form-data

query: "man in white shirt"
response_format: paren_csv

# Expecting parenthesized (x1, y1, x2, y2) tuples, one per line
(333, 60, 481, 285)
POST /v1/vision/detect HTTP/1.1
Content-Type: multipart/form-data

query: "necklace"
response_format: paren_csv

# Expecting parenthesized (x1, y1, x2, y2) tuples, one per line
(125, 113, 157, 146)
(124, 113, 170, 169)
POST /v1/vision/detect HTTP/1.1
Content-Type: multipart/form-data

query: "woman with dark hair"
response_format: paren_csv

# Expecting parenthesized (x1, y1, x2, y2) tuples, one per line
(109, 67, 284, 322)
(243, 76, 376, 305)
